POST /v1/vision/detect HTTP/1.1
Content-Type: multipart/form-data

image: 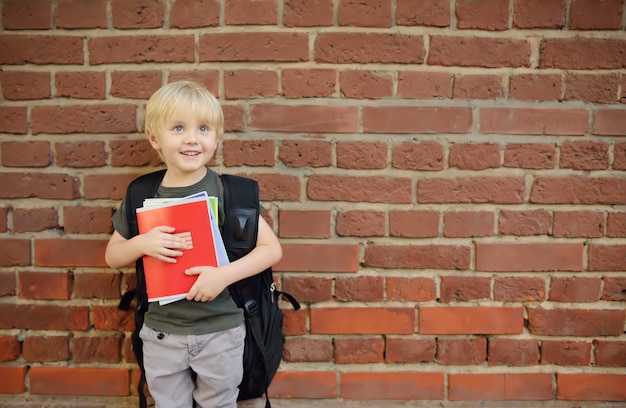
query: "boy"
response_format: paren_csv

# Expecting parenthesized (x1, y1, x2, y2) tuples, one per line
(105, 80, 282, 408)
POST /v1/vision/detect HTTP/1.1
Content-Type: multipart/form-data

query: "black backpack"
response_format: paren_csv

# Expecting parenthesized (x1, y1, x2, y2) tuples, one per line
(117, 169, 300, 408)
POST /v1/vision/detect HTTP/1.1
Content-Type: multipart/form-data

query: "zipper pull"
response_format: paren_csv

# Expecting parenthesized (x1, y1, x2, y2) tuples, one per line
(270, 282, 276, 304)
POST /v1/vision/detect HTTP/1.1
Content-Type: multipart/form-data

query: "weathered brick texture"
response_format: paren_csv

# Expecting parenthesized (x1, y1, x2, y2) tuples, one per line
(1, 0, 625, 405)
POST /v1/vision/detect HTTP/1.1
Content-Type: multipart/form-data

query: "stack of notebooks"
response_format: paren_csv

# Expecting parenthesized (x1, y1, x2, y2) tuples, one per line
(136, 192, 229, 305)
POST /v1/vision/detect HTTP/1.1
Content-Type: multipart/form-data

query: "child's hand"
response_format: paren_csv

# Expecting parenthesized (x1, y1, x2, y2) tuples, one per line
(141, 226, 189, 263)
(185, 266, 228, 302)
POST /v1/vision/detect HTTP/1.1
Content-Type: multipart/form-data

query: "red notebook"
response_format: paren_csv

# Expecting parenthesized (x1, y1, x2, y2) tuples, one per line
(136, 197, 218, 303)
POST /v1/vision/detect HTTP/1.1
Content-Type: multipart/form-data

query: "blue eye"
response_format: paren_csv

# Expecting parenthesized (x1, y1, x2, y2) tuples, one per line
(174, 125, 183, 132)
(199, 125, 209, 132)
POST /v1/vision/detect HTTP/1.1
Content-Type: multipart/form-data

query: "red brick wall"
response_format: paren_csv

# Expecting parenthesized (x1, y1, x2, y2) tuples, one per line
(1, 0, 625, 404)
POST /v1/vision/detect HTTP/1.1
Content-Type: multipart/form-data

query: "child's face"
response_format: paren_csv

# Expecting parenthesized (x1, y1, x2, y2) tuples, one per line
(148, 112, 218, 177)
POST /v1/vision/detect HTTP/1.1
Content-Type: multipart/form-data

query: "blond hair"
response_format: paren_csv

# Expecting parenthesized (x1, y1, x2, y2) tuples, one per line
(144, 80, 224, 139)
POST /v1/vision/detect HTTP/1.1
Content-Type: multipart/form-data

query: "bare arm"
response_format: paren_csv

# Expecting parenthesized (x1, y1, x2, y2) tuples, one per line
(105, 227, 189, 269)
(185, 215, 282, 302)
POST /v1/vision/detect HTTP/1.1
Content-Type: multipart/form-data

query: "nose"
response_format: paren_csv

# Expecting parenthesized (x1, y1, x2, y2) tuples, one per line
(184, 129, 198, 144)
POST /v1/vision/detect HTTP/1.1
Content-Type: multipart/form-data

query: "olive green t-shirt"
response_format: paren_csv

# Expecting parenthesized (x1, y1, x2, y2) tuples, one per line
(112, 168, 243, 335)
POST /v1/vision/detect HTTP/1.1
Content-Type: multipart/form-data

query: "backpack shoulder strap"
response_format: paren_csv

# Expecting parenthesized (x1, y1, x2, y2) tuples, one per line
(220, 174, 260, 258)
(126, 169, 167, 237)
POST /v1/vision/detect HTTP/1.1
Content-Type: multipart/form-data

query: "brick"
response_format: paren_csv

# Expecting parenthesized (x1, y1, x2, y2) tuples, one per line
(449, 143, 500, 170)
(73, 272, 122, 299)
(557, 374, 626, 400)
(283, 0, 334, 27)
(32, 104, 136, 134)
(454, 74, 504, 99)
(0, 208, 8, 233)
(283, 337, 332, 362)
(607, 212, 626, 237)
(419, 177, 525, 204)
(12, 304, 89, 330)
(419, 307, 523, 335)
(438, 337, 487, 365)
(2, 141, 51, 167)
(0, 34, 83, 64)
(614, 142, 626, 170)
(449, 373, 552, 400)
(550, 277, 602, 302)
(602, 277, 626, 301)
(594, 340, 626, 367)
(89, 35, 194, 64)
(477, 243, 583, 272)
(282, 276, 332, 303)
(588, 244, 626, 272)
(498, 209, 550, 236)
(200, 33, 308, 62)
(63, 206, 113, 234)
(564, 74, 621, 103)
(251, 104, 358, 133)
(503, 143, 556, 169)
(311, 307, 414, 334)
(481, 107, 588, 135)
(494, 276, 546, 302)
(282, 308, 307, 335)
(389, 210, 439, 238)
(55, 0, 107, 28)
(279, 140, 332, 168)
(56, 141, 107, 168)
(392, 141, 444, 170)
(531, 176, 626, 205)
(509, 73, 562, 101)
(2, 0, 51, 29)
(553, 211, 604, 238)
(83, 173, 140, 200)
(93, 305, 134, 331)
(0, 239, 31, 266)
(275, 243, 359, 272)
(315, 33, 424, 64)
(269, 371, 337, 399)
(225, 0, 276, 25)
(385, 337, 435, 363)
(170, 0, 220, 29)
(282, 69, 336, 98)
(513, 0, 565, 28)
(540, 38, 626, 69)
(56, 71, 106, 99)
(35, 238, 108, 267)
(111, 0, 164, 28)
(364, 106, 472, 134)
(110, 70, 162, 99)
(279, 210, 331, 239)
(13, 207, 58, 233)
(0, 366, 27, 393)
(443, 211, 494, 238)
(30, 367, 130, 396)
(0, 335, 21, 361)
(397, 71, 452, 98)
(335, 337, 384, 364)
(338, 0, 392, 28)
(0, 106, 27, 134)
(252, 173, 301, 201)
(110, 139, 160, 167)
(541, 340, 592, 366)
(336, 210, 385, 237)
(594, 109, 626, 136)
(341, 372, 444, 400)
(224, 70, 279, 99)
(386, 277, 437, 302)
(337, 141, 387, 169)
(455, 0, 508, 30)
(570, 0, 624, 29)
(223, 139, 275, 167)
(488, 339, 539, 366)
(440, 276, 490, 302)
(308, 174, 411, 203)
(429, 36, 530, 68)
(528, 308, 624, 336)
(23, 335, 70, 362)
(1, 71, 51, 100)
(396, 0, 450, 27)
(0, 271, 16, 296)
(365, 244, 470, 270)
(335, 276, 384, 302)
(0, 172, 80, 199)
(19, 271, 71, 300)
(72, 335, 122, 363)
(340, 70, 393, 99)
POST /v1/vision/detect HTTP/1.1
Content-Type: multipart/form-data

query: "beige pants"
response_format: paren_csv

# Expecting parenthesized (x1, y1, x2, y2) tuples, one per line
(140, 323, 245, 408)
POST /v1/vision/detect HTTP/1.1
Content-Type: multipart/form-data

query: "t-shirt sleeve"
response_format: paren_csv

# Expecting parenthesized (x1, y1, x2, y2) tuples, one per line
(112, 198, 132, 239)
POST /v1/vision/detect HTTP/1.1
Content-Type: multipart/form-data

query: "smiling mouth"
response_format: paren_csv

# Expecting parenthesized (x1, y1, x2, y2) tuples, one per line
(181, 151, 201, 156)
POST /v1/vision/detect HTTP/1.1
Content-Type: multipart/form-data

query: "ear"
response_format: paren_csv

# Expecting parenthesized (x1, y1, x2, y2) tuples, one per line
(147, 129, 160, 150)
